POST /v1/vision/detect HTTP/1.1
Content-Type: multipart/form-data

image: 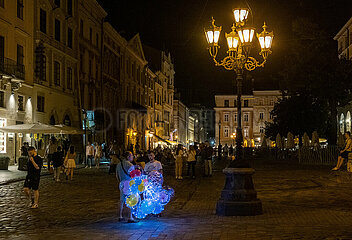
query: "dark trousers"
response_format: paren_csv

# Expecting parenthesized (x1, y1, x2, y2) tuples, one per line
(109, 164, 117, 175)
(187, 161, 196, 177)
(86, 155, 93, 167)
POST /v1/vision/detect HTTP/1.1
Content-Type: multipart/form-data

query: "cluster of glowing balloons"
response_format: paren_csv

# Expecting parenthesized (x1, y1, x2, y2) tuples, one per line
(120, 165, 174, 219)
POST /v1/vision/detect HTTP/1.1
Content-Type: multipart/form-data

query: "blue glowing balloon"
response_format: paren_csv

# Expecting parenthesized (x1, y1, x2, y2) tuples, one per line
(159, 189, 171, 205)
(152, 203, 164, 215)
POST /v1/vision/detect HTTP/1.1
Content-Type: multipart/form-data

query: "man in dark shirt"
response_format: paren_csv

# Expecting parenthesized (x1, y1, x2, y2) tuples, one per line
(23, 146, 43, 209)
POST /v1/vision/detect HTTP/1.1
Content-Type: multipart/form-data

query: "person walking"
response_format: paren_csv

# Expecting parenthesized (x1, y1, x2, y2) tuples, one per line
(95, 142, 102, 169)
(203, 141, 214, 177)
(85, 142, 94, 168)
(116, 151, 136, 223)
(23, 147, 43, 209)
(175, 145, 184, 179)
(52, 146, 64, 182)
(187, 146, 197, 178)
(45, 137, 57, 172)
(64, 146, 76, 180)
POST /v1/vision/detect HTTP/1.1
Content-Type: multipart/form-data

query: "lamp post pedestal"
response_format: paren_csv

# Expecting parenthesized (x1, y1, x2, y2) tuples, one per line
(216, 168, 262, 216)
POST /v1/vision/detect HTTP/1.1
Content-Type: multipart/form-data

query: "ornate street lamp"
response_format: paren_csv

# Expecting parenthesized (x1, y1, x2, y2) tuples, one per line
(204, 6, 274, 216)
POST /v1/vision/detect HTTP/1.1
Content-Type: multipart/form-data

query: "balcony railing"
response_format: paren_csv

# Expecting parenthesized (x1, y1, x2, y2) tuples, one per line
(0, 56, 25, 80)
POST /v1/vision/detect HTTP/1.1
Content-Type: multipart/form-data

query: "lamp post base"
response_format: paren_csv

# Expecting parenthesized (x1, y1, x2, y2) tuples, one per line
(216, 168, 262, 216)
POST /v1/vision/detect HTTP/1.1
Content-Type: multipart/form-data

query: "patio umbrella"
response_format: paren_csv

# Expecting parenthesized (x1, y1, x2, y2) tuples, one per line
(276, 133, 283, 149)
(303, 132, 310, 147)
(287, 132, 295, 149)
(0, 123, 62, 134)
(54, 124, 84, 135)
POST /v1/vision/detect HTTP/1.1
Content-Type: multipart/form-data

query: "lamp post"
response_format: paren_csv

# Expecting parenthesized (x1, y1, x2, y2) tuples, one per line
(204, 7, 273, 216)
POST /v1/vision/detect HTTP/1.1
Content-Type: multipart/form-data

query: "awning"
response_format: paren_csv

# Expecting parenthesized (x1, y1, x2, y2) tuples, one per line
(152, 134, 171, 145)
(0, 123, 83, 135)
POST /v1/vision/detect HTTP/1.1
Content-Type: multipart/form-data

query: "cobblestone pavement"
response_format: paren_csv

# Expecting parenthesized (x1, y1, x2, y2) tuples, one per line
(1, 161, 352, 240)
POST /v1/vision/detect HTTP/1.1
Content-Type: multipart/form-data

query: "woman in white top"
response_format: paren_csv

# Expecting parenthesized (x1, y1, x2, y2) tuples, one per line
(187, 146, 197, 178)
(333, 131, 352, 170)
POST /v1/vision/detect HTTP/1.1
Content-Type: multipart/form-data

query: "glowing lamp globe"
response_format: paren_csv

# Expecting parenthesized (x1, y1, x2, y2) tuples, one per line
(237, 27, 255, 45)
(204, 17, 222, 46)
(225, 25, 239, 51)
(233, 8, 249, 24)
(257, 22, 274, 51)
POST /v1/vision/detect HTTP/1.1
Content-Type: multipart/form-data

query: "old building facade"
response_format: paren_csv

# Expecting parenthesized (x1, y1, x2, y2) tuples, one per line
(214, 90, 281, 147)
(334, 16, 352, 60)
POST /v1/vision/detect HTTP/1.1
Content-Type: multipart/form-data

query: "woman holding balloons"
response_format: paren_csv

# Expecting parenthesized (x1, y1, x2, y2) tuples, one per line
(116, 151, 136, 223)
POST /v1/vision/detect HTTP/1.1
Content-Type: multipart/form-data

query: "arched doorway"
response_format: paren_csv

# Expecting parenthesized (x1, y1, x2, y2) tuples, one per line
(340, 113, 345, 134)
(63, 114, 71, 126)
(346, 112, 351, 132)
(49, 115, 56, 125)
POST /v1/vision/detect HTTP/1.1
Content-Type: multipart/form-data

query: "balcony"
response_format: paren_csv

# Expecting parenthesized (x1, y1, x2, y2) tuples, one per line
(0, 56, 25, 80)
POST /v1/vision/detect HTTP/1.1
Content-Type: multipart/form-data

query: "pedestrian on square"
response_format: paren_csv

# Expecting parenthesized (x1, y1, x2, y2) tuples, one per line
(187, 146, 197, 178)
(116, 151, 136, 223)
(64, 146, 76, 180)
(52, 146, 64, 182)
(175, 145, 184, 179)
(45, 136, 57, 172)
(203, 141, 213, 177)
(85, 142, 94, 168)
(229, 145, 234, 156)
(95, 142, 102, 169)
(144, 151, 163, 174)
(23, 146, 43, 209)
(332, 131, 352, 171)
(21, 142, 29, 156)
(223, 144, 229, 157)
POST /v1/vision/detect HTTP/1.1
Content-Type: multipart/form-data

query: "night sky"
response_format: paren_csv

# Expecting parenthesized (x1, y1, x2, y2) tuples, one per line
(98, 0, 352, 107)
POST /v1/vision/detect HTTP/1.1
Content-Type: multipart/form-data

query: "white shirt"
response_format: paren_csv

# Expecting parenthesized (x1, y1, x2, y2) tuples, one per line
(144, 160, 162, 174)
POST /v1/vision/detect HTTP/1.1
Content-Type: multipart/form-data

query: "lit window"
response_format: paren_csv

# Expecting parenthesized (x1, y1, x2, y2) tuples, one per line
(224, 127, 229, 137)
(244, 127, 249, 137)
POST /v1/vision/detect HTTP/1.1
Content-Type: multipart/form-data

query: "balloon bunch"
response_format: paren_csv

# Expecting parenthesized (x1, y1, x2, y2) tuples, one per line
(119, 165, 174, 219)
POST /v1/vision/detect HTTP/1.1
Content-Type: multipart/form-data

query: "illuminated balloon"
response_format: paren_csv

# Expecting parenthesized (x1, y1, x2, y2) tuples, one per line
(152, 203, 164, 215)
(138, 181, 145, 192)
(126, 194, 139, 208)
(128, 165, 143, 178)
(119, 180, 130, 195)
(129, 180, 135, 187)
(147, 170, 163, 188)
(130, 183, 138, 194)
(159, 190, 171, 205)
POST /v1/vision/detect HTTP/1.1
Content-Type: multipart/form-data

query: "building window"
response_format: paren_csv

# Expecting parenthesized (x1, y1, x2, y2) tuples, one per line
(96, 33, 99, 47)
(67, 0, 73, 16)
(224, 100, 229, 107)
(234, 99, 237, 107)
(67, 27, 73, 48)
(0, 118, 6, 153)
(17, 44, 24, 65)
(54, 61, 60, 86)
(259, 112, 264, 120)
(55, 19, 61, 42)
(54, 0, 60, 7)
(40, 9, 47, 33)
(67, 67, 72, 89)
(244, 100, 249, 107)
(17, 0, 23, 20)
(0, 0, 4, 8)
(224, 127, 229, 137)
(0, 91, 4, 108)
(37, 95, 45, 112)
(244, 113, 249, 122)
(234, 113, 237, 122)
(18, 95, 24, 111)
(89, 28, 92, 42)
(244, 127, 249, 137)
(224, 113, 229, 122)
(260, 126, 265, 134)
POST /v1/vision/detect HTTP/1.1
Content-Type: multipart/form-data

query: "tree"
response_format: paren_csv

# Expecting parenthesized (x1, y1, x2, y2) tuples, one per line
(265, 93, 328, 145)
(279, 17, 352, 144)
